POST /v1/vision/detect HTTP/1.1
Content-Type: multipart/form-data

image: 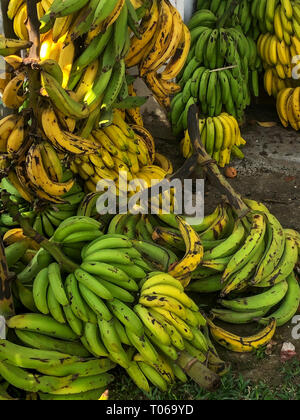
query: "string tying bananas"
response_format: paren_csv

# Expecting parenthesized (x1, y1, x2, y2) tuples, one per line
(180, 113, 246, 168)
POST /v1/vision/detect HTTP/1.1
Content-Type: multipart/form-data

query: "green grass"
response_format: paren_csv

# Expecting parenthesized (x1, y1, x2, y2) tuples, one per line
(110, 359, 300, 401)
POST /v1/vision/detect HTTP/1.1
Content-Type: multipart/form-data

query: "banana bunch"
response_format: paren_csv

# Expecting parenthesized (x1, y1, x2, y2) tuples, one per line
(69, 112, 171, 194)
(258, 33, 300, 82)
(3, 213, 226, 396)
(126, 0, 191, 109)
(0, 326, 115, 399)
(276, 87, 300, 129)
(180, 113, 246, 167)
(107, 214, 204, 288)
(196, 0, 260, 39)
(263, 67, 300, 97)
(252, 0, 300, 45)
(171, 32, 259, 133)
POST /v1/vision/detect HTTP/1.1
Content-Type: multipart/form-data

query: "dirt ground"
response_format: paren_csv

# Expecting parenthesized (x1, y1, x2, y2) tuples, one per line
(144, 101, 300, 391)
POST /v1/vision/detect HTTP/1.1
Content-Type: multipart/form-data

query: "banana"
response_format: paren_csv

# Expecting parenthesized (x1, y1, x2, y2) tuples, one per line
(255, 236, 299, 287)
(33, 267, 50, 315)
(49, 373, 114, 395)
(2, 73, 25, 109)
(222, 213, 266, 283)
(125, 361, 150, 393)
(107, 299, 144, 336)
(0, 339, 78, 371)
(15, 330, 90, 357)
(211, 308, 270, 325)
(7, 314, 78, 341)
(98, 318, 130, 369)
(74, 268, 113, 301)
(0, 361, 74, 393)
(259, 272, 300, 327)
(137, 361, 168, 392)
(26, 143, 75, 198)
(37, 357, 115, 378)
(47, 285, 66, 324)
(208, 318, 277, 353)
(126, 329, 159, 364)
(168, 217, 203, 283)
(78, 283, 112, 321)
(41, 72, 89, 120)
(134, 304, 171, 346)
(220, 280, 289, 313)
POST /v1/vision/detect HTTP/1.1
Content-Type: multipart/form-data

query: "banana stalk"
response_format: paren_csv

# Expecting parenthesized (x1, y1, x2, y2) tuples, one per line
(176, 351, 221, 391)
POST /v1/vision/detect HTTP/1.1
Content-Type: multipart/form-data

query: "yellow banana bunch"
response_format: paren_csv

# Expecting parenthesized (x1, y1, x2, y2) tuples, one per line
(277, 86, 300, 129)
(126, 0, 190, 109)
(180, 113, 246, 168)
(258, 33, 300, 82)
(71, 111, 165, 196)
(168, 217, 203, 287)
(263, 67, 298, 97)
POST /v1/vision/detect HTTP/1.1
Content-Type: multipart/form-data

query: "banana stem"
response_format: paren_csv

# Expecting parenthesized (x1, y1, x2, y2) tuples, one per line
(26, 0, 40, 61)
(1, 192, 79, 274)
(0, 238, 15, 317)
(177, 351, 221, 391)
(187, 105, 249, 218)
(25, 0, 41, 123)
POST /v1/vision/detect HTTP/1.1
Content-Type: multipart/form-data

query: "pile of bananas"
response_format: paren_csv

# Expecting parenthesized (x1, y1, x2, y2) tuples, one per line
(148, 199, 300, 352)
(258, 34, 300, 96)
(196, 0, 260, 39)
(0, 214, 228, 399)
(179, 113, 246, 167)
(276, 87, 300, 129)
(170, 8, 262, 137)
(126, 0, 190, 109)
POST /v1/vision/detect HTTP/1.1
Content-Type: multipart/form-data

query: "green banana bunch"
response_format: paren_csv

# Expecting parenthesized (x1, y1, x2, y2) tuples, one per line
(196, 0, 259, 38)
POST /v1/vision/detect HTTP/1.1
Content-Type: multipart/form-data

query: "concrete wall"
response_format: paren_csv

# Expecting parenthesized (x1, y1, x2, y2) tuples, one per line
(170, 0, 196, 23)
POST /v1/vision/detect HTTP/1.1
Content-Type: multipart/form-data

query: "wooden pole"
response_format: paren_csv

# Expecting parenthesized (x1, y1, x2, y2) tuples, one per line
(25, 0, 41, 122)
